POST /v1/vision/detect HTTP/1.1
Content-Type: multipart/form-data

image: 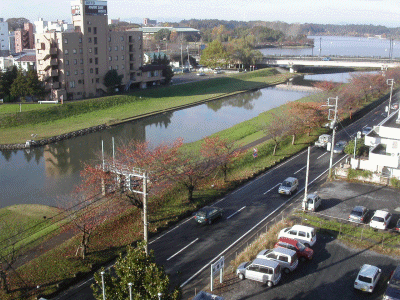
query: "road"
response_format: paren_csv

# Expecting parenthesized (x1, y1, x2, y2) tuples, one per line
(54, 93, 394, 300)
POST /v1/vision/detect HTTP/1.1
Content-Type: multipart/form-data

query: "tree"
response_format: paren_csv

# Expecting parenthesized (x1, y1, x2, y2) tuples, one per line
(0, 66, 18, 101)
(200, 135, 245, 181)
(200, 40, 228, 68)
(103, 69, 122, 94)
(287, 102, 327, 136)
(227, 37, 263, 68)
(262, 111, 290, 155)
(344, 138, 369, 157)
(26, 69, 44, 98)
(151, 54, 174, 84)
(313, 80, 336, 91)
(153, 29, 171, 41)
(91, 241, 181, 300)
(9, 68, 28, 100)
(6, 18, 29, 32)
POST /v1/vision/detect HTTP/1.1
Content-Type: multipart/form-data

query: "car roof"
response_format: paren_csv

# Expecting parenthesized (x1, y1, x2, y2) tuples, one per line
(359, 264, 379, 277)
(283, 177, 297, 182)
(277, 237, 298, 246)
(373, 210, 390, 217)
(307, 193, 319, 200)
(252, 258, 280, 268)
(273, 246, 297, 256)
(290, 224, 314, 232)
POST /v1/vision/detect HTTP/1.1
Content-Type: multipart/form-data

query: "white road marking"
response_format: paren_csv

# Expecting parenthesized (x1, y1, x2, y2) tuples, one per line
(227, 206, 246, 219)
(149, 217, 193, 244)
(294, 166, 306, 174)
(180, 155, 348, 288)
(317, 152, 328, 159)
(263, 183, 280, 195)
(167, 238, 199, 261)
(212, 198, 225, 206)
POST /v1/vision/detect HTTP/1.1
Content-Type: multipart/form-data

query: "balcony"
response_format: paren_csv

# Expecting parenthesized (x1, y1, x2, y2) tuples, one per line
(50, 59, 58, 66)
(46, 82, 60, 89)
(370, 144, 400, 169)
(50, 70, 58, 77)
(50, 48, 57, 55)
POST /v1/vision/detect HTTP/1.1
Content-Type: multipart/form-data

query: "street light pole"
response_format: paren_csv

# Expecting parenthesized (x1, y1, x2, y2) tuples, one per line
(303, 146, 311, 206)
(387, 79, 394, 117)
(143, 171, 148, 255)
(128, 282, 133, 300)
(100, 271, 106, 300)
(322, 96, 339, 179)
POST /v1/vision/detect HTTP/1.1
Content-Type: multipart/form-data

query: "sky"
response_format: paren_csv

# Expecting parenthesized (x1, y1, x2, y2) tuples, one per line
(1, 0, 400, 27)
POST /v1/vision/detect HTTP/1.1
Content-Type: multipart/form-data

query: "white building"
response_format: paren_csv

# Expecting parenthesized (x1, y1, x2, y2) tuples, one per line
(0, 56, 13, 70)
(0, 18, 10, 56)
(34, 18, 74, 34)
(354, 109, 400, 178)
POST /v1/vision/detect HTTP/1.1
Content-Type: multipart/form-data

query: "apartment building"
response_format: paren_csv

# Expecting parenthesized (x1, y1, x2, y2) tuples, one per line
(15, 22, 35, 53)
(35, 0, 163, 101)
(0, 18, 10, 56)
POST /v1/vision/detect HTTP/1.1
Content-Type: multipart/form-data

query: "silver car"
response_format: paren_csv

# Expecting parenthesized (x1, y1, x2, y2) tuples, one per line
(278, 177, 298, 196)
(333, 140, 347, 154)
(348, 206, 369, 223)
(236, 258, 282, 287)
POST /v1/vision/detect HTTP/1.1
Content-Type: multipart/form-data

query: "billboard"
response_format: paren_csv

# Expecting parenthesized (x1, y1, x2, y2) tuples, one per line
(85, 1, 107, 15)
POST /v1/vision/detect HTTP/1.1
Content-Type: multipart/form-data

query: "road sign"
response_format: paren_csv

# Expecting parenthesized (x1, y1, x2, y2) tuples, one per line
(211, 256, 224, 291)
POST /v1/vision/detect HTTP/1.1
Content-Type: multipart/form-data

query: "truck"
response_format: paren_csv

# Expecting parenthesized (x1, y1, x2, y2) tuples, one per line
(314, 134, 332, 149)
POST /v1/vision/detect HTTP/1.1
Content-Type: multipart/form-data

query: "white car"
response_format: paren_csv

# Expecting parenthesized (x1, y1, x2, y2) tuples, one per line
(369, 210, 392, 230)
(278, 177, 298, 196)
(278, 225, 316, 247)
(354, 264, 381, 293)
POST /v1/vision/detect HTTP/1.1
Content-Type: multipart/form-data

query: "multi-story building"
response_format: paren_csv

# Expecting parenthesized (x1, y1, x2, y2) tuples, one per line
(0, 18, 10, 56)
(35, 0, 164, 101)
(15, 22, 35, 53)
(34, 18, 74, 34)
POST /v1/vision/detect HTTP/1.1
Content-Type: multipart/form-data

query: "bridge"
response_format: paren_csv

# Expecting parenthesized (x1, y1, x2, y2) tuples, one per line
(261, 56, 400, 73)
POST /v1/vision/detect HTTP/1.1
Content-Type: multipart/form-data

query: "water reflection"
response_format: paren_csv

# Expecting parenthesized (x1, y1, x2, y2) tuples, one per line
(206, 90, 262, 112)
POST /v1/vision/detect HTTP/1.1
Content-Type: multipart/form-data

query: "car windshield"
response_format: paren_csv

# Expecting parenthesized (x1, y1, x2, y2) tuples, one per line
(358, 275, 372, 283)
(372, 216, 384, 223)
(196, 211, 206, 218)
(297, 241, 306, 251)
(351, 210, 362, 217)
(282, 181, 291, 187)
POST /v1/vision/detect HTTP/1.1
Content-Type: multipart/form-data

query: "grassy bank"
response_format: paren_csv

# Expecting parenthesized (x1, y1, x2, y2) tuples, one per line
(0, 68, 294, 144)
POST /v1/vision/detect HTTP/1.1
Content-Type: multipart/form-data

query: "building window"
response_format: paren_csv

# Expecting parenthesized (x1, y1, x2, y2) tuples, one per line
(88, 37, 92, 43)
(88, 27, 91, 33)
(80, 59, 83, 64)
(94, 37, 97, 44)
(89, 58, 93, 63)
(39, 60, 43, 65)
(81, 69, 84, 74)
(95, 78, 99, 83)
(95, 57, 98, 64)
(129, 36, 132, 43)
(95, 68, 98, 74)
(109, 46, 111, 52)
(89, 48, 92, 53)
(122, 65, 124, 70)
(73, 48, 77, 54)
(93, 27, 97, 34)
(79, 38, 82, 43)
(108, 36, 111, 42)
(115, 65, 118, 70)
(65, 49, 69, 55)
(115, 46, 118, 51)
(94, 47, 98, 55)
(120, 36, 124, 41)
(115, 56, 118, 61)
(79, 48, 83, 53)
(66, 60, 69, 65)
(109, 56, 112, 61)
(121, 45, 124, 51)
(109, 66, 112, 70)
(74, 70, 78, 75)
(121, 55, 124, 60)
(64, 38, 68, 44)
(69, 81, 75, 88)
(66, 71, 70, 76)
(90, 68, 93, 73)
(73, 59, 77, 65)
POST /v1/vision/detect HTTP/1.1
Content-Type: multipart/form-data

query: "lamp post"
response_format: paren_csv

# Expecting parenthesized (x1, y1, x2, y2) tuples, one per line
(387, 79, 394, 117)
(100, 271, 106, 300)
(158, 292, 163, 300)
(322, 96, 339, 179)
(128, 282, 133, 300)
(354, 131, 361, 159)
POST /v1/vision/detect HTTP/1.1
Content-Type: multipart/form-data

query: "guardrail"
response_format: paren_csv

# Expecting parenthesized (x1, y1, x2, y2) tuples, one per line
(38, 100, 58, 104)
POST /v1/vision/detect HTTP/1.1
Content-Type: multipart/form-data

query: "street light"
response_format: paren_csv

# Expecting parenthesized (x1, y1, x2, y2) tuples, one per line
(100, 271, 106, 300)
(158, 292, 163, 300)
(128, 282, 133, 300)
(354, 131, 361, 159)
(387, 79, 394, 117)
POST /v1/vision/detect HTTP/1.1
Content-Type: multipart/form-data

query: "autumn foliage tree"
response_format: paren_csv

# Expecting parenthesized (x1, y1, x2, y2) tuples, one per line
(287, 102, 327, 136)
(262, 111, 290, 155)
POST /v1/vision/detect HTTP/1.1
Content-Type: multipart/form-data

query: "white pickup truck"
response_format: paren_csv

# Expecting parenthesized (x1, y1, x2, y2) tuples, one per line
(314, 134, 332, 149)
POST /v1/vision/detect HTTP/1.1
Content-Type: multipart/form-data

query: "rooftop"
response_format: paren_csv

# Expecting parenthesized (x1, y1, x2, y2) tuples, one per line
(382, 110, 400, 129)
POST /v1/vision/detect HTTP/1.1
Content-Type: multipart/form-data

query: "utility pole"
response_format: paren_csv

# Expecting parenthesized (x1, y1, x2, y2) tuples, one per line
(187, 45, 190, 72)
(319, 37, 322, 57)
(180, 44, 183, 73)
(322, 96, 339, 179)
(303, 146, 311, 205)
(143, 171, 148, 255)
(387, 79, 394, 117)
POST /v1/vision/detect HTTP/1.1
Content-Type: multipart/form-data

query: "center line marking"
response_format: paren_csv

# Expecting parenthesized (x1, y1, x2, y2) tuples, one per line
(167, 238, 199, 261)
(294, 166, 306, 174)
(227, 206, 246, 219)
(317, 152, 328, 159)
(264, 183, 280, 195)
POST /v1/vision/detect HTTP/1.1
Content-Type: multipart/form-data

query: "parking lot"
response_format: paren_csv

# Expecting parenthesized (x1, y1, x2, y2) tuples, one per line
(218, 181, 400, 300)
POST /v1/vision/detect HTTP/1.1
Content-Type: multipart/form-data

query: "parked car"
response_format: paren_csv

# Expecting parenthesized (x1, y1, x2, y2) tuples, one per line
(391, 102, 399, 110)
(278, 177, 299, 196)
(302, 192, 322, 211)
(194, 206, 223, 225)
(278, 225, 317, 247)
(383, 265, 400, 300)
(354, 264, 381, 293)
(257, 247, 298, 274)
(196, 72, 206, 76)
(348, 206, 369, 223)
(214, 70, 223, 74)
(369, 210, 392, 230)
(236, 258, 282, 287)
(274, 237, 313, 262)
(321, 57, 331, 61)
(361, 126, 372, 136)
(333, 140, 347, 154)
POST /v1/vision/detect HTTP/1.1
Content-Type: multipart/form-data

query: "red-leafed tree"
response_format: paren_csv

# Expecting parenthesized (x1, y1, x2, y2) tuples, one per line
(313, 80, 336, 91)
(200, 135, 246, 182)
(287, 102, 327, 136)
(263, 111, 290, 155)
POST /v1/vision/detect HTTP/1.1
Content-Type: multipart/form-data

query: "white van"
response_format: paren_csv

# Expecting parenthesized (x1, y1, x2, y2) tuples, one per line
(236, 258, 282, 287)
(278, 225, 317, 247)
(302, 193, 322, 211)
(257, 247, 298, 273)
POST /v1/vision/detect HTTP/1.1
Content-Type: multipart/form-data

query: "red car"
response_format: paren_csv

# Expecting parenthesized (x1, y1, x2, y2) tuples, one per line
(274, 237, 313, 262)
